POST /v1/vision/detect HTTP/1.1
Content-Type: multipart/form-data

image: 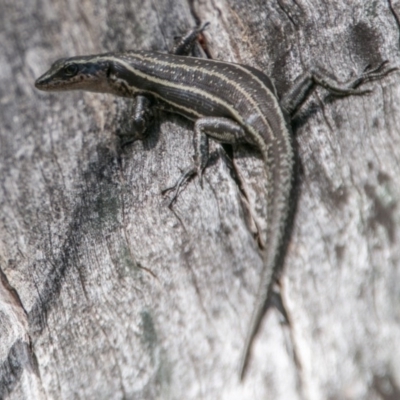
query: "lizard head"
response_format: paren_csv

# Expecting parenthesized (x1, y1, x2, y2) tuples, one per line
(35, 55, 112, 93)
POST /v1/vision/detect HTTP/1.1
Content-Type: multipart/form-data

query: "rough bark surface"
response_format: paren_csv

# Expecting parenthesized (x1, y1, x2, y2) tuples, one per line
(1, 0, 399, 399)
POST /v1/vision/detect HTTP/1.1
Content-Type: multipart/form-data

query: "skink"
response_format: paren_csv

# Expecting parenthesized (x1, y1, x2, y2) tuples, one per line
(35, 24, 394, 379)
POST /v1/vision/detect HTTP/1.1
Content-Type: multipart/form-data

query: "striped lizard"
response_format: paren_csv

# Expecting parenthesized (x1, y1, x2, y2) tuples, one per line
(35, 24, 395, 379)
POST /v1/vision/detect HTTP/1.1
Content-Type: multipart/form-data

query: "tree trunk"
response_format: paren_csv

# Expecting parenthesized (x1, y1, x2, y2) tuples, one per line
(1, 1, 399, 399)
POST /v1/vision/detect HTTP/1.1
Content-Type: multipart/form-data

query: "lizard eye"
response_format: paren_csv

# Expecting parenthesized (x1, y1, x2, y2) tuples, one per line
(63, 64, 78, 77)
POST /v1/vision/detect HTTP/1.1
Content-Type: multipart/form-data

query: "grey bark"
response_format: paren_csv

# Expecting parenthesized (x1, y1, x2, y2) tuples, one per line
(1, 0, 400, 399)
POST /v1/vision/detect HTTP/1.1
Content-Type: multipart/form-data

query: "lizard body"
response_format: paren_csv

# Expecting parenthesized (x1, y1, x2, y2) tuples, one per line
(35, 25, 394, 378)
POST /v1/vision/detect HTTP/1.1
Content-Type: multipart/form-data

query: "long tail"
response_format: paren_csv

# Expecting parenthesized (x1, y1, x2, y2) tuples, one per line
(239, 138, 294, 380)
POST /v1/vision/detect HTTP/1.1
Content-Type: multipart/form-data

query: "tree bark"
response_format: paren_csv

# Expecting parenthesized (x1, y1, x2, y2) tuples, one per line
(1, 0, 399, 399)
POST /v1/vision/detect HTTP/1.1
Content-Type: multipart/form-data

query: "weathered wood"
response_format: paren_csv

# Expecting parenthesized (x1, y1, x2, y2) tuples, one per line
(1, 0, 399, 398)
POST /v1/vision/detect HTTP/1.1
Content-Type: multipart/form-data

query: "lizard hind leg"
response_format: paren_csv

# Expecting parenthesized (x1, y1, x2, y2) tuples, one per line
(162, 119, 210, 206)
(162, 117, 247, 205)
(280, 60, 397, 117)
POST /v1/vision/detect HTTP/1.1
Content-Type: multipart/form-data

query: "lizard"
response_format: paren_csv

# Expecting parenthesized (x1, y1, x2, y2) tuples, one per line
(34, 23, 396, 379)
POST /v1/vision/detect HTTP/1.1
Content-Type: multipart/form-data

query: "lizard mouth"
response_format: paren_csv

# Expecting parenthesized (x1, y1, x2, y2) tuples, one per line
(35, 74, 57, 91)
(34, 75, 47, 90)
(35, 75, 79, 91)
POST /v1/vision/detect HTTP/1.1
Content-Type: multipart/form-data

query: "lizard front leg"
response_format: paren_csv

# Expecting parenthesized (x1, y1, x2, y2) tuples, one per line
(121, 24, 209, 144)
(172, 22, 209, 56)
(117, 95, 154, 145)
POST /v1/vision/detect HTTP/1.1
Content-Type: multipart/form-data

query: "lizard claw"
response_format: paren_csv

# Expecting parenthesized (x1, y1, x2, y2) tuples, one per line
(353, 60, 397, 89)
(162, 166, 197, 206)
